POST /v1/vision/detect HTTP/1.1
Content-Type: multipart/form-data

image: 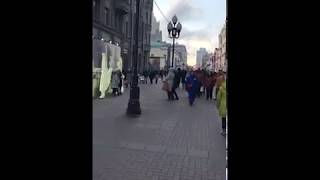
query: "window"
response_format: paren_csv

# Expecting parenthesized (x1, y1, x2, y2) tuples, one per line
(115, 13, 119, 29)
(94, 0, 100, 20)
(126, 22, 129, 37)
(146, 12, 148, 23)
(104, 8, 109, 25)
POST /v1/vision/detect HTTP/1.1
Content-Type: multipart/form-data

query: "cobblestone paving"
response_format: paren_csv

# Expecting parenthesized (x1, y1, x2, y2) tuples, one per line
(93, 83, 226, 180)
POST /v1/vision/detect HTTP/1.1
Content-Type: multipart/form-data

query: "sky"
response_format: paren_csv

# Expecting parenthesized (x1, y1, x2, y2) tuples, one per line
(153, 0, 226, 66)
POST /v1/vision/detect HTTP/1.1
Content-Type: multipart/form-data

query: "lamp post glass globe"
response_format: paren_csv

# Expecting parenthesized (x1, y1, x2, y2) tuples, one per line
(176, 22, 182, 31)
(172, 15, 178, 25)
(167, 22, 173, 33)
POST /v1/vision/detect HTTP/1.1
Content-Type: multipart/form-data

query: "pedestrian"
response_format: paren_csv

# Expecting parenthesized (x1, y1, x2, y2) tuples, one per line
(176, 68, 182, 88)
(111, 71, 120, 96)
(194, 68, 202, 98)
(143, 70, 148, 84)
(159, 70, 164, 80)
(204, 72, 215, 100)
(123, 71, 128, 88)
(172, 69, 180, 100)
(185, 70, 198, 106)
(149, 70, 155, 84)
(155, 71, 159, 84)
(216, 75, 227, 136)
(212, 72, 218, 99)
(118, 70, 123, 95)
(200, 70, 206, 97)
(184, 70, 190, 89)
(181, 68, 187, 89)
(165, 68, 175, 100)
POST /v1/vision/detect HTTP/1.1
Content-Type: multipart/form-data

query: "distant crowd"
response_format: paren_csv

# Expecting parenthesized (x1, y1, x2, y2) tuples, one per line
(161, 67, 227, 136)
(109, 67, 227, 136)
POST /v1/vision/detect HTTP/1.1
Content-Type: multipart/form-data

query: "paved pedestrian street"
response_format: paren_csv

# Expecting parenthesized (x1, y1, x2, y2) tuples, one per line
(93, 83, 226, 180)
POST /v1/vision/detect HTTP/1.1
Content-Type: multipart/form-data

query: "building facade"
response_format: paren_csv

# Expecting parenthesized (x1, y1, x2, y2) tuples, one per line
(149, 41, 170, 70)
(149, 15, 187, 70)
(168, 43, 187, 69)
(218, 22, 227, 72)
(150, 14, 162, 42)
(92, 0, 153, 73)
(196, 48, 208, 68)
(202, 52, 213, 69)
(213, 48, 222, 72)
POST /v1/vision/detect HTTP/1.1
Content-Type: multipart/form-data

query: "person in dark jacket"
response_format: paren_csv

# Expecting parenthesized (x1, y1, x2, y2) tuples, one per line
(185, 71, 198, 105)
(194, 68, 202, 98)
(181, 69, 187, 89)
(159, 70, 164, 80)
(118, 71, 123, 95)
(143, 70, 149, 84)
(155, 71, 159, 84)
(149, 70, 155, 84)
(204, 72, 216, 100)
(171, 69, 180, 100)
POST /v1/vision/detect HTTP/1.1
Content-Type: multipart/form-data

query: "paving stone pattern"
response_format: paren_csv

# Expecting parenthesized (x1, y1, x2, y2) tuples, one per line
(93, 83, 226, 180)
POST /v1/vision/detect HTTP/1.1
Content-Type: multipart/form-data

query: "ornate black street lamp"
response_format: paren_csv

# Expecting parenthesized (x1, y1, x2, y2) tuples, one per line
(167, 15, 182, 68)
(127, 0, 141, 115)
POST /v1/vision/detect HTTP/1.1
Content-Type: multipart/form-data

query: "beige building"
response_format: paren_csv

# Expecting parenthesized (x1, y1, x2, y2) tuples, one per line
(149, 41, 170, 70)
(218, 22, 227, 71)
(213, 47, 222, 72)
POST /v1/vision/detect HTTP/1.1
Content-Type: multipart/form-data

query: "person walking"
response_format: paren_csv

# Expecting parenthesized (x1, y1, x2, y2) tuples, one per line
(200, 70, 206, 97)
(118, 70, 123, 95)
(216, 76, 227, 136)
(204, 72, 215, 100)
(155, 71, 159, 84)
(194, 68, 202, 98)
(172, 69, 180, 100)
(159, 70, 164, 81)
(176, 68, 182, 88)
(143, 70, 149, 84)
(111, 71, 120, 96)
(185, 71, 198, 106)
(165, 68, 175, 100)
(149, 70, 155, 84)
(181, 68, 187, 89)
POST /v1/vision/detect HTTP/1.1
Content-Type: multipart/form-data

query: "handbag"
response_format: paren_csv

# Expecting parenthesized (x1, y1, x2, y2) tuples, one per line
(162, 81, 169, 91)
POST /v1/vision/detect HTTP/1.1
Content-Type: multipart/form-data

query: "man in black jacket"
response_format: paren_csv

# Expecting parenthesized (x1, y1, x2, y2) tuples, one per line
(181, 68, 187, 89)
(172, 69, 181, 100)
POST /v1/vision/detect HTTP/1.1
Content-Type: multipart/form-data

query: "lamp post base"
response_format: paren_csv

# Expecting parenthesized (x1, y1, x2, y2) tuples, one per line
(126, 86, 141, 115)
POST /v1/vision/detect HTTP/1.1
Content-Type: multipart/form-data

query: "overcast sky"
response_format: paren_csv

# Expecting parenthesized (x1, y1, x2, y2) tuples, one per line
(153, 0, 226, 66)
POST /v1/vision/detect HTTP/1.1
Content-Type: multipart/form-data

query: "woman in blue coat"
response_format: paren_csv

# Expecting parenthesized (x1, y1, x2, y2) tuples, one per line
(185, 71, 198, 106)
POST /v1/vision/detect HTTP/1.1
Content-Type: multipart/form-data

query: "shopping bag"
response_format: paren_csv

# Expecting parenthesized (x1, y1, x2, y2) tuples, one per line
(200, 86, 204, 92)
(121, 86, 124, 93)
(162, 81, 169, 91)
